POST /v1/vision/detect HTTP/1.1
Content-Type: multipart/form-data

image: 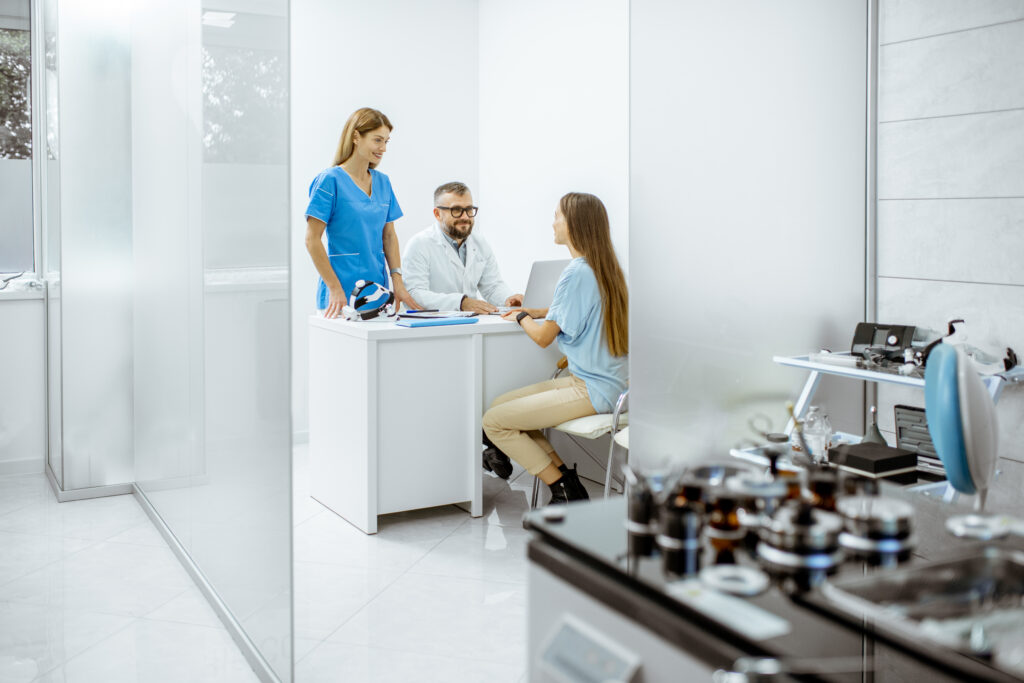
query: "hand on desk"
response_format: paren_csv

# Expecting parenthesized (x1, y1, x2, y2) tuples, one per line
(462, 297, 498, 314)
(393, 282, 422, 312)
(324, 285, 346, 319)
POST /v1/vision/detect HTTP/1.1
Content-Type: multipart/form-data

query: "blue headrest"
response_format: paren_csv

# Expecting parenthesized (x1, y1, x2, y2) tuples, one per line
(924, 343, 975, 494)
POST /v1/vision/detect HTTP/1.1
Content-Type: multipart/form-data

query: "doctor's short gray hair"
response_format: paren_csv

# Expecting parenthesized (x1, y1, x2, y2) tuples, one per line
(434, 181, 471, 204)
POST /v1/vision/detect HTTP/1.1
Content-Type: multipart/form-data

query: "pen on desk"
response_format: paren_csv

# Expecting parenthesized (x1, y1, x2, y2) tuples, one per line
(404, 309, 439, 313)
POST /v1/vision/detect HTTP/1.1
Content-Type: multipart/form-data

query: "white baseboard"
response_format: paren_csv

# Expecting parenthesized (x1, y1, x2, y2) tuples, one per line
(0, 458, 44, 476)
(43, 465, 133, 502)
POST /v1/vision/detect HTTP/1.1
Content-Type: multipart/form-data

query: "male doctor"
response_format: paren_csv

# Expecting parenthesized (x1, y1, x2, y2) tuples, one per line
(403, 181, 523, 314)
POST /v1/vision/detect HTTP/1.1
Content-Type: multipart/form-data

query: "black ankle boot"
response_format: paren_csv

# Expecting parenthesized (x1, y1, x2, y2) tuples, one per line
(547, 477, 571, 505)
(481, 432, 513, 479)
(482, 447, 513, 479)
(547, 466, 590, 505)
(562, 465, 590, 502)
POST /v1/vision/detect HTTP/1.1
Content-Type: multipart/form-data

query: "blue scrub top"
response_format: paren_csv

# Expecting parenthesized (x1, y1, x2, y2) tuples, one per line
(545, 258, 629, 413)
(305, 167, 403, 308)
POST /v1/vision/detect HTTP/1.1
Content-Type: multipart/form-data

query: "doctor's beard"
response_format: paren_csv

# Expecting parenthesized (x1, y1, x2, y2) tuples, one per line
(442, 216, 474, 241)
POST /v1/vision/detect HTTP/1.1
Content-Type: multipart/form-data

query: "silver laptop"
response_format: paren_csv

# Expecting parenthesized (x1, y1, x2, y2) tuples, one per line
(494, 259, 571, 314)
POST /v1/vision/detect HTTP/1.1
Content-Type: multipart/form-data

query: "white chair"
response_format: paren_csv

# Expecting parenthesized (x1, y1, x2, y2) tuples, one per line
(529, 358, 629, 508)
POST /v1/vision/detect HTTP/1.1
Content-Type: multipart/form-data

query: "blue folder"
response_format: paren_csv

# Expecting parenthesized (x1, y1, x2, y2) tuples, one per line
(395, 317, 479, 328)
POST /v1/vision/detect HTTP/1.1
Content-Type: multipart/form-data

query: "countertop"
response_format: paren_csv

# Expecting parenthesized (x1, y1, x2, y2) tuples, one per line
(525, 474, 1024, 681)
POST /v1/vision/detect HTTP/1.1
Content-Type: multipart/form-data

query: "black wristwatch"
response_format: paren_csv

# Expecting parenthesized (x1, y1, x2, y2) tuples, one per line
(516, 311, 531, 325)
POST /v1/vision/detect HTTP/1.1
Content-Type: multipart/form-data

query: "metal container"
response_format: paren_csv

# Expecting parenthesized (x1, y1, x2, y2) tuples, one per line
(626, 479, 657, 558)
(657, 501, 703, 576)
(760, 502, 843, 553)
(836, 495, 916, 563)
(757, 502, 844, 578)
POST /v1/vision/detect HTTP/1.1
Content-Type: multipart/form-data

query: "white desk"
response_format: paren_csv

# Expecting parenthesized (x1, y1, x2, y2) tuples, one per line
(309, 314, 561, 533)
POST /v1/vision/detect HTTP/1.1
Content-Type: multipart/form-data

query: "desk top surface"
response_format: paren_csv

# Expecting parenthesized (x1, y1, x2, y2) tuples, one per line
(309, 312, 526, 340)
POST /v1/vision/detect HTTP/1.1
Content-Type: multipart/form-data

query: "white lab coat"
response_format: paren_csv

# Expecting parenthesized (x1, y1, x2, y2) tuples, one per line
(403, 223, 514, 310)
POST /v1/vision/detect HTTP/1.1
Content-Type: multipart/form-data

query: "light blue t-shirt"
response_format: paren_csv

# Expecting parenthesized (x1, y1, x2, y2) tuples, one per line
(546, 258, 628, 413)
(305, 167, 403, 308)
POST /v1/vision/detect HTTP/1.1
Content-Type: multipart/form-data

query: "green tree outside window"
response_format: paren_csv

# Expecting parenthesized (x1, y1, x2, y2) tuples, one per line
(0, 27, 32, 160)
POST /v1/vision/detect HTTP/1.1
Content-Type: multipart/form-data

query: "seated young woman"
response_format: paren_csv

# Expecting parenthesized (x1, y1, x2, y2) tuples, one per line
(482, 192, 628, 504)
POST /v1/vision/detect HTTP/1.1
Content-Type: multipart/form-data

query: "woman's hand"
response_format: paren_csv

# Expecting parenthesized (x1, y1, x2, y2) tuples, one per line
(324, 284, 346, 319)
(500, 308, 523, 321)
(393, 280, 422, 312)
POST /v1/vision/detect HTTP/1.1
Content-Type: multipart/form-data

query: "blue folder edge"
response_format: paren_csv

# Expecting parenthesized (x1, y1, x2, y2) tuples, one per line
(395, 317, 479, 328)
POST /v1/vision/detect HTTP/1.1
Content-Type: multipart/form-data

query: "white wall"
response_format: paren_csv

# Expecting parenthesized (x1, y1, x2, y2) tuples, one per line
(478, 0, 629, 292)
(291, 0, 479, 439)
(0, 295, 45, 474)
(874, 0, 1024, 511)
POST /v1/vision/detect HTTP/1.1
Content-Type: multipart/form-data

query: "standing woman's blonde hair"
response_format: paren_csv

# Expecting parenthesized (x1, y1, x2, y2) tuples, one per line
(560, 193, 629, 357)
(334, 108, 393, 168)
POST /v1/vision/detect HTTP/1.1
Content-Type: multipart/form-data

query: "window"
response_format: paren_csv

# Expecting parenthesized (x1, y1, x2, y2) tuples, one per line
(201, 12, 287, 164)
(0, 0, 34, 274)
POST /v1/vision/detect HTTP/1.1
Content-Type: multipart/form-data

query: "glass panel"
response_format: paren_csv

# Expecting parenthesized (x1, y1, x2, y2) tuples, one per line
(133, 1, 292, 679)
(628, 0, 867, 467)
(0, 0, 33, 273)
(56, 0, 134, 490)
(199, 6, 291, 675)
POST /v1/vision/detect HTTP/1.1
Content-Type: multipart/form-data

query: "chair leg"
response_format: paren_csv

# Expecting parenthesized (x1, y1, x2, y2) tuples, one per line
(530, 476, 541, 509)
(604, 438, 617, 498)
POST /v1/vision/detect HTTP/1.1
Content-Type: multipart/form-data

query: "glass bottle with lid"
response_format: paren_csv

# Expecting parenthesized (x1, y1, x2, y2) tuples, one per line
(803, 406, 832, 464)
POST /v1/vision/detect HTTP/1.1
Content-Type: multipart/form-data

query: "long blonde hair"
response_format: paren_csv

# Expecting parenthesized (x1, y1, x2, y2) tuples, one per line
(333, 108, 393, 168)
(560, 193, 628, 357)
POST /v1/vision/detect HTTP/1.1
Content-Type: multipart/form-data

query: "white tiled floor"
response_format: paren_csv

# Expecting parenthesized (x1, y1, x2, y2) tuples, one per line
(0, 450, 604, 682)
(291, 444, 604, 683)
(0, 473, 257, 683)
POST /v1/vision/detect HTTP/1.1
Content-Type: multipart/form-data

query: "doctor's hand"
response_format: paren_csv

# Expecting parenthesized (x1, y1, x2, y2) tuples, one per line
(324, 285, 346, 319)
(504, 294, 524, 307)
(392, 281, 422, 312)
(461, 297, 498, 314)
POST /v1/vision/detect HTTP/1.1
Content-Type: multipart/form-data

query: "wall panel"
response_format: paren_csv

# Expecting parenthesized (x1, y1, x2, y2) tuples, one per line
(876, 1, 1024, 488)
(880, 0, 1024, 44)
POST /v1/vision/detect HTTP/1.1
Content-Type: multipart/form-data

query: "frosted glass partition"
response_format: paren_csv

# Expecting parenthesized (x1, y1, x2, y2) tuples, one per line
(629, 0, 868, 466)
(56, 0, 134, 489)
(132, 0, 292, 680)
(41, 0, 62, 483)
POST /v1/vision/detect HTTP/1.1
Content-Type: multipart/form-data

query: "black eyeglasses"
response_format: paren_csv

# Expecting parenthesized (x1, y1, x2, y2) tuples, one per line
(436, 206, 479, 218)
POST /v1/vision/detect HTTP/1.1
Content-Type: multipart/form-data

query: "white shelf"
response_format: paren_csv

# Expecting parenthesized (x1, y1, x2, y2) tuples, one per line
(773, 352, 1023, 402)
(772, 354, 925, 388)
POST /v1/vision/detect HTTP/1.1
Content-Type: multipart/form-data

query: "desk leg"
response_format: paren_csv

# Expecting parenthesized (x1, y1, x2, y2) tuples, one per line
(456, 333, 484, 518)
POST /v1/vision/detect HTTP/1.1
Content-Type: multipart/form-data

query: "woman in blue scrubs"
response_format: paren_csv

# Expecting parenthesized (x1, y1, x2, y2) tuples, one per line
(304, 108, 420, 317)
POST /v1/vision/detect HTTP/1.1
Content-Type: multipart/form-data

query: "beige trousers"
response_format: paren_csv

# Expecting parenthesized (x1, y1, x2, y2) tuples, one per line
(482, 374, 597, 475)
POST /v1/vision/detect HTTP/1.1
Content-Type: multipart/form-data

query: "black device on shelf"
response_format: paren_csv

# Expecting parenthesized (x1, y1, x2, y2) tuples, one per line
(829, 442, 918, 477)
(851, 322, 917, 362)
